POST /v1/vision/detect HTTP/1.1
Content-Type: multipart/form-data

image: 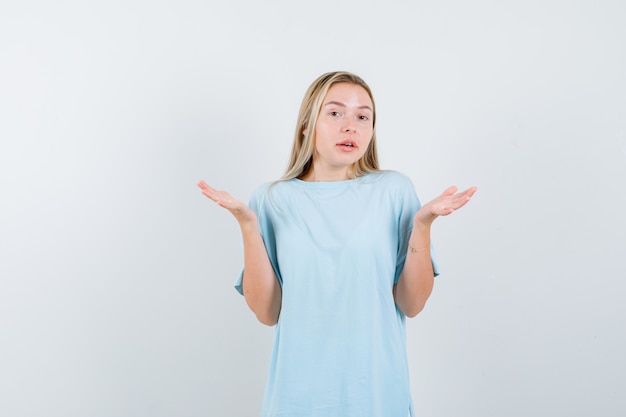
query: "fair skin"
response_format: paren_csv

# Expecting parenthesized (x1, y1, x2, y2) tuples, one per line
(300, 83, 374, 182)
(198, 82, 477, 323)
(197, 180, 281, 325)
(395, 185, 477, 317)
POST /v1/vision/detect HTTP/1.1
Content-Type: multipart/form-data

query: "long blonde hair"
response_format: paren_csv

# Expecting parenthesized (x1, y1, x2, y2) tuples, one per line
(280, 71, 380, 180)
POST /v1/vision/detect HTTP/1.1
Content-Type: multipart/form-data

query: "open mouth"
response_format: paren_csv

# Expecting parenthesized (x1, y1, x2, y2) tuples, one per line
(337, 141, 356, 148)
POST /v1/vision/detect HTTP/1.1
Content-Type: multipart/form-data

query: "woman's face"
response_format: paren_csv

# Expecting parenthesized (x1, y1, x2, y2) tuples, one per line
(309, 82, 374, 179)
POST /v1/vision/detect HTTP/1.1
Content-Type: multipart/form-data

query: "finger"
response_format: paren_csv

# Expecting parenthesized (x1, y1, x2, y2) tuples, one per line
(457, 186, 478, 203)
(442, 185, 458, 197)
(446, 186, 476, 203)
(458, 186, 477, 197)
(434, 206, 454, 217)
(199, 184, 223, 202)
(449, 189, 477, 210)
(198, 181, 217, 195)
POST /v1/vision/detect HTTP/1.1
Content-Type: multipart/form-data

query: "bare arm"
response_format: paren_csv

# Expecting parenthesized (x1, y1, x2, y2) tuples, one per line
(198, 180, 282, 325)
(394, 185, 477, 317)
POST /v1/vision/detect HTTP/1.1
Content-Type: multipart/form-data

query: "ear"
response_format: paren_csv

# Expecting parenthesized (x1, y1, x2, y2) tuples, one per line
(302, 127, 308, 136)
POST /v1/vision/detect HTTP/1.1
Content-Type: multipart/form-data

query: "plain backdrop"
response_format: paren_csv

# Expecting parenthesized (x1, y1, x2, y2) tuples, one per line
(1, 1, 625, 416)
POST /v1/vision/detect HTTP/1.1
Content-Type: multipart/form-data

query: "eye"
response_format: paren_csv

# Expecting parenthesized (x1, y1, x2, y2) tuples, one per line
(359, 115, 369, 121)
(330, 111, 340, 117)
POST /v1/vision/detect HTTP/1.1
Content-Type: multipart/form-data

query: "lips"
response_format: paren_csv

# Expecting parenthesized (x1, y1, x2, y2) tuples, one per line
(337, 139, 357, 149)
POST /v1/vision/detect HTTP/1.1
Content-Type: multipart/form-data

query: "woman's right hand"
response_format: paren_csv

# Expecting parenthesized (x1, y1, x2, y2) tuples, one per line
(198, 180, 280, 325)
(197, 180, 257, 226)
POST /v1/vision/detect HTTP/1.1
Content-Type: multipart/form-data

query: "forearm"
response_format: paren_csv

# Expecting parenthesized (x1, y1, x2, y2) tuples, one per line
(240, 221, 282, 326)
(394, 222, 435, 317)
(394, 184, 477, 317)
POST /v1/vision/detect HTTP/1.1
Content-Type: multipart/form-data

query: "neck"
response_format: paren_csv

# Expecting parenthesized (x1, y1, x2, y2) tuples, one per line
(301, 166, 352, 182)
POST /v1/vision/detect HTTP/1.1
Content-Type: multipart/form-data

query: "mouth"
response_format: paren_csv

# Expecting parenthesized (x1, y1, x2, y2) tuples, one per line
(337, 140, 357, 149)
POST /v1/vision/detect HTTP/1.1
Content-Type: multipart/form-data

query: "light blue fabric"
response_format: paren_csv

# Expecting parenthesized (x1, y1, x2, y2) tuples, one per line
(235, 171, 439, 417)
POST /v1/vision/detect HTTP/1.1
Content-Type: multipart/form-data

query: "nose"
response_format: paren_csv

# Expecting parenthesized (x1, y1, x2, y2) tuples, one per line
(342, 119, 357, 133)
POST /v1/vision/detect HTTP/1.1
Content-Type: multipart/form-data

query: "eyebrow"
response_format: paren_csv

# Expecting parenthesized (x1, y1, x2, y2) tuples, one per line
(323, 101, 373, 112)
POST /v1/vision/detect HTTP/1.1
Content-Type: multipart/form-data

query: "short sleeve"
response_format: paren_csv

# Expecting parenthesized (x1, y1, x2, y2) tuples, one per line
(393, 175, 440, 284)
(234, 184, 282, 295)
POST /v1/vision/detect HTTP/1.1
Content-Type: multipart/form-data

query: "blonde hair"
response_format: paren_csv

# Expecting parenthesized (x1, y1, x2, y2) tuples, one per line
(280, 71, 380, 181)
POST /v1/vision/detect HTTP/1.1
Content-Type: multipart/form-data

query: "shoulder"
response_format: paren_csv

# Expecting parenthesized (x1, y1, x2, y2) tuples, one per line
(246, 181, 273, 209)
(250, 181, 273, 197)
(248, 179, 296, 212)
(361, 170, 415, 190)
(364, 171, 421, 210)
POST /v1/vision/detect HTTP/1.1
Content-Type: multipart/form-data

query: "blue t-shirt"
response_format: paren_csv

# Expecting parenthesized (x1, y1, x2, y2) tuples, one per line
(235, 171, 439, 417)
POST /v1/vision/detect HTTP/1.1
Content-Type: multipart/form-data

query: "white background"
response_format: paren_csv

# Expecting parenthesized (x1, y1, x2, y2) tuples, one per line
(1, 1, 625, 416)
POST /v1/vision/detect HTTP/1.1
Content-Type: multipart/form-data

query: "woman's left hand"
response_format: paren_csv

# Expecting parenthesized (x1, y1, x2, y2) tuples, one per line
(415, 185, 478, 226)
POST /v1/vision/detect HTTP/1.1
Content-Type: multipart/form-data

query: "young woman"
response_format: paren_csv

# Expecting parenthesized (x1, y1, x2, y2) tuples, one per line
(198, 71, 477, 417)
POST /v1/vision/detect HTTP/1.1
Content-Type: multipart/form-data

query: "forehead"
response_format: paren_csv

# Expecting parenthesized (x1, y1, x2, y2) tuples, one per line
(323, 83, 373, 108)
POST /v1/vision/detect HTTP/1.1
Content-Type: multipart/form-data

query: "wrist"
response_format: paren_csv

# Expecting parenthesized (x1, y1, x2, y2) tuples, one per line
(408, 242, 430, 253)
(238, 215, 259, 233)
(414, 207, 437, 227)
(412, 217, 433, 232)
